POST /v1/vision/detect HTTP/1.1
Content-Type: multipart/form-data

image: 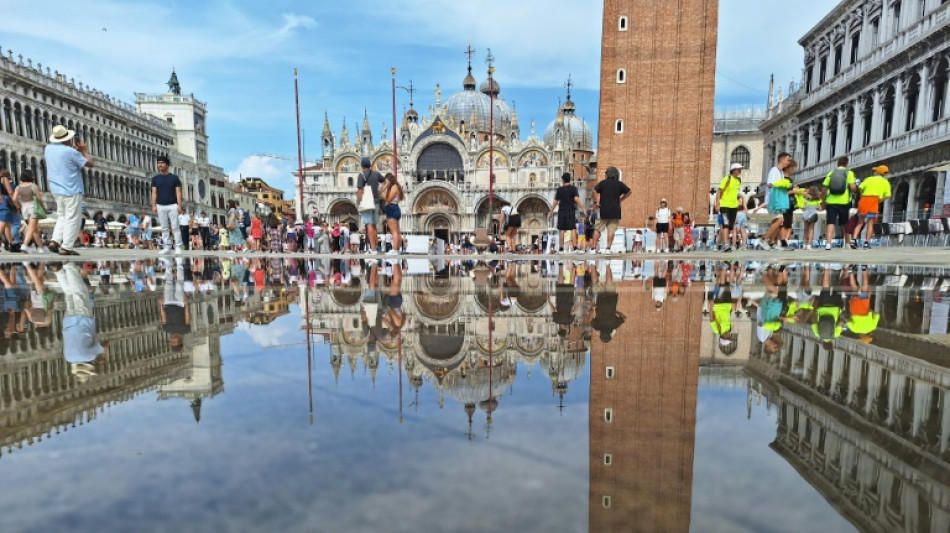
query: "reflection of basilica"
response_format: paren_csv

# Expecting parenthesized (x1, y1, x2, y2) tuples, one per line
(298, 50, 595, 246)
(302, 263, 588, 435)
(0, 279, 247, 455)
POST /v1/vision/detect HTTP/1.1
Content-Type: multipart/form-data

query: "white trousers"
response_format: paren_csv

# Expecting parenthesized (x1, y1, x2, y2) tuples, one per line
(157, 204, 182, 250)
(51, 193, 83, 249)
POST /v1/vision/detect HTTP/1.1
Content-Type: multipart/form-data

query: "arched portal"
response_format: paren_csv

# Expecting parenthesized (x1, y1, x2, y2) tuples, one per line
(893, 181, 910, 221)
(917, 173, 937, 215)
(329, 200, 358, 226)
(416, 142, 464, 183)
(475, 196, 506, 234)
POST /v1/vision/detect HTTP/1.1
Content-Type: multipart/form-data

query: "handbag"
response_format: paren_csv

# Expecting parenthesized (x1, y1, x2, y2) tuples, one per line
(31, 185, 47, 219)
(358, 188, 377, 211)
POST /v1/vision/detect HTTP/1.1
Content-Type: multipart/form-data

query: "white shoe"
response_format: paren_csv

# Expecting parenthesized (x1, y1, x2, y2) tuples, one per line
(385, 250, 399, 256)
(759, 242, 771, 251)
(174, 247, 182, 255)
(825, 244, 832, 250)
(804, 244, 811, 250)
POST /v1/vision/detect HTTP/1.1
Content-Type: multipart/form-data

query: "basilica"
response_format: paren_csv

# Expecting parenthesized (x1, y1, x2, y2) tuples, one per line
(296, 59, 595, 247)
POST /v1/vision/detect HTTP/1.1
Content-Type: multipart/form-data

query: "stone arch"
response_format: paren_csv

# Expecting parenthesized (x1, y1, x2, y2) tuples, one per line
(413, 185, 460, 215)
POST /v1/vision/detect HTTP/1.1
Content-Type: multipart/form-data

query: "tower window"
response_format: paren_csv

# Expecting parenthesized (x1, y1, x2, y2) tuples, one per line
(618, 16, 628, 31)
(602, 496, 612, 509)
(614, 119, 624, 134)
(616, 69, 626, 84)
(606, 366, 616, 379)
(603, 454, 613, 466)
(604, 407, 613, 423)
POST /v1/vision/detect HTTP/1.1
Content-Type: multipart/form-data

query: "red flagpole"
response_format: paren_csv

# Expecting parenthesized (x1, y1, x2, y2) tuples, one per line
(488, 64, 494, 240)
(294, 69, 305, 222)
(392, 68, 398, 181)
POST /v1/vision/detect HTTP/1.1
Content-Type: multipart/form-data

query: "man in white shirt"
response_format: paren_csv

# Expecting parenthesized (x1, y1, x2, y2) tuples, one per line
(178, 211, 192, 251)
(764, 152, 791, 206)
(195, 211, 211, 251)
(654, 199, 671, 252)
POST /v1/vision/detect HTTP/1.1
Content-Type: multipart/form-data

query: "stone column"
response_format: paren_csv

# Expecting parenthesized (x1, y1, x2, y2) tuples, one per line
(808, 122, 818, 167)
(835, 107, 847, 156)
(907, 177, 920, 218)
(851, 98, 863, 150)
(871, 88, 884, 142)
(893, 75, 906, 137)
(820, 115, 832, 164)
(934, 171, 947, 217)
(916, 61, 930, 129)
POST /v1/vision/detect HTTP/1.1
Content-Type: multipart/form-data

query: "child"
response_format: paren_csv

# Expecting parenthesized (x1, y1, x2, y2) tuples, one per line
(218, 225, 230, 250)
(634, 229, 644, 253)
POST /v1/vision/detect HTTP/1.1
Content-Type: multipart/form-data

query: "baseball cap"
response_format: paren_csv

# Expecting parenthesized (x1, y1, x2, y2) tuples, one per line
(730, 163, 744, 171)
(360, 157, 371, 168)
(872, 165, 889, 174)
(660, 198, 668, 203)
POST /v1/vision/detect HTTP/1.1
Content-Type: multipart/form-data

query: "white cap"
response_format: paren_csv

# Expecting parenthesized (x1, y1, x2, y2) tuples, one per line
(730, 163, 744, 171)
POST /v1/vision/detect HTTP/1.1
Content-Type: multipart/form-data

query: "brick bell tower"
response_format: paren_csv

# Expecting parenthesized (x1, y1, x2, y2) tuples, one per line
(597, 0, 719, 226)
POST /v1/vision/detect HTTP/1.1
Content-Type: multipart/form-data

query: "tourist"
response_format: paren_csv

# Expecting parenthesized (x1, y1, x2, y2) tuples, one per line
(812, 264, 846, 347)
(93, 211, 108, 247)
(654, 198, 671, 252)
(800, 185, 823, 250)
(671, 207, 688, 252)
(227, 200, 247, 252)
(267, 208, 282, 253)
(760, 152, 792, 250)
(218, 223, 230, 251)
(853, 165, 892, 249)
(590, 266, 626, 343)
(12, 170, 46, 253)
(379, 173, 405, 256)
(178, 209, 192, 251)
(305, 218, 316, 251)
(714, 163, 743, 252)
(633, 229, 644, 252)
(44, 124, 93, 255)
(708, 262, 738, 355)
(357, 157, 383, 255)
(57, 262, 107, 380)
(550, 172, 585, 253)
(158, 258, 190, 352)
(190, 215, 203, 250)
(576, 217, 587, 252)
(591, 167, 631, 254)
(735, 198, 750, 249)
(764, 159, 799, 250)
(141, 212, 154, 250)
(196, 211, 212, 251)
(249, 212, 263, 252)
(822, 156, 857, 250)
(151, 155, 184, 255)
(127, 212, 142, 249)
(498, 201, 521, 253)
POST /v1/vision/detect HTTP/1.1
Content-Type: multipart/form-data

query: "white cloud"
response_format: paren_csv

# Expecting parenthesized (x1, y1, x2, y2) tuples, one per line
(237, 320, 297, 348)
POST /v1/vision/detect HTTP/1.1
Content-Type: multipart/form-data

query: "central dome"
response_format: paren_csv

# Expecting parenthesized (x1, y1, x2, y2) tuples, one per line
(444, 69, 509, 134)
(543, 98, 592, 151)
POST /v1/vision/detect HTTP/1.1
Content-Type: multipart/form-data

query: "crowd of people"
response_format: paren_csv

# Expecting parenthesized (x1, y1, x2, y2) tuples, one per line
(5, 125, 898, 257)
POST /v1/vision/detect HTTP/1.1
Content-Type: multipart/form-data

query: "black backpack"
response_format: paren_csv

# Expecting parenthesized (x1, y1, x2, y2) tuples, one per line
(828, 168, 849, 195)
(817, 315, 836, 340)
(242, 209, 251, 227)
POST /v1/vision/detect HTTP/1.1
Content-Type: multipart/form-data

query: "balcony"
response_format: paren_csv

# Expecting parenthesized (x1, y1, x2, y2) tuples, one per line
(795, 114, 950, 184)
(800, 6, 949, 113)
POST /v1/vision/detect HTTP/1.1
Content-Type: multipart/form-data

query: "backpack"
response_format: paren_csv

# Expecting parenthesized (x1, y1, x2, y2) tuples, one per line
(817, 315, 836, 340)
(828, 168, 849, 195)
(242, 209, 251, 227)
(672, 213, 684, 228)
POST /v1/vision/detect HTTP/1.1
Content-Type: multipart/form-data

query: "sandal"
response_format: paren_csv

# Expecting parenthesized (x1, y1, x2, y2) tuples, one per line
(58, 249, 80, 256)
(48, 241, 60, 253)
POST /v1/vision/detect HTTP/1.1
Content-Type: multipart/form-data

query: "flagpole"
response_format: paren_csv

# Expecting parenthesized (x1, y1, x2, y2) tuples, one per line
(392, 67, 398, 182)
(294, 68, 305, 222)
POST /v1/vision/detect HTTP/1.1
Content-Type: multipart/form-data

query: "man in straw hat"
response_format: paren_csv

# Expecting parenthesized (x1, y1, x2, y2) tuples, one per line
(44, 124, 93, 255)
(852, 164, 892, 249)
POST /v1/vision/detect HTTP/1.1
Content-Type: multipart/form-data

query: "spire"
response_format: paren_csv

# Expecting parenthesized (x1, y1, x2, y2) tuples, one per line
(362, 108, 371, 132)
(323, 111, 331, 135)
(167, 68, 181, 95)
(768, 73, 775, 108)
(190, 398, 202, 423)
(463, 43, 477, 90)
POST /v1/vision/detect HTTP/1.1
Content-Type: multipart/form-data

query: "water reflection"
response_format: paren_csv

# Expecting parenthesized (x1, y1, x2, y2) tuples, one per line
(0, 256, 947, 531)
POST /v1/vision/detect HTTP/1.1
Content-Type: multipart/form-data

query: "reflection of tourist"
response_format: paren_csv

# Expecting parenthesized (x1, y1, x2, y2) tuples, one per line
(551, 267, 577, 338)
(159, 258, 191, 352)
(812, 265, 846, 348)
(57, 263, 108, 380)
(590, 267, 625, 343)
(382, 261, 404, 334)
(708, 263, 738, 355)
(844, 266, 879, 342)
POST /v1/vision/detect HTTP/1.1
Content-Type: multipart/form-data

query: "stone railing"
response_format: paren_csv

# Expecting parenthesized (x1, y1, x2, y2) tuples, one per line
(799, 6, 949, 112)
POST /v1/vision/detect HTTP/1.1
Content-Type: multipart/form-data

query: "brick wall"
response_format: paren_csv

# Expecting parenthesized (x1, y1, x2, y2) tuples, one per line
(597, 0, 719, 226)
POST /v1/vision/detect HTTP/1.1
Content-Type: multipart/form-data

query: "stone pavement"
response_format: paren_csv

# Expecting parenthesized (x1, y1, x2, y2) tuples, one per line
(5, 246, 949, 266)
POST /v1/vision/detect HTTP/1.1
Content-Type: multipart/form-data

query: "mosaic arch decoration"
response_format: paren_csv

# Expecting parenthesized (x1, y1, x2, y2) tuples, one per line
(477, 151, 509, 169)
(373, 154, 393, 173)
(336, 156, 360, 173)
(518, 150, 548, 168)
(414, 187, 459, 214)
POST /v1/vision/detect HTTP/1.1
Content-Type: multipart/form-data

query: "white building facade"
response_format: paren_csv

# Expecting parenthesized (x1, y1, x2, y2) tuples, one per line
(297, 62, 595, 247)
(761, 0, 950, 222)
(0, 46, 226, 224)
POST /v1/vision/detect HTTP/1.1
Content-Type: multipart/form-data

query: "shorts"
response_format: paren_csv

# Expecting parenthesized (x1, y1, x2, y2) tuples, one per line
(803, 205, 819, 224)
(655, 222, 669, 233)
(858, 196, 879, 219)
(96, 231, 107, 240)
(736, 211, 748, 228)
(710, 285, 732, 304)
(20, 201, 35, 220)
(673, 227, 685, 241)
(719, 207, 738, 229)
(360, 208, 379, 227)
(595, 218, 619, 236)
(388, 293, 403, 309)
(849, 295, 870, 316)
(129, 228, 141, 237)
(557, 212, 576, 232)
(505, 214, 522, 229)
(782, 208, 794, 229)
(826, 203, 850, 227)
(0, 201, 13, 224)
(384, 203, 402, 220)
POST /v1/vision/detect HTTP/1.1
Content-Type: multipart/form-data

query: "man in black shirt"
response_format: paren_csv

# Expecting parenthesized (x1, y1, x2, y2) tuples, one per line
(159, 258, 190, 352)
(151, 155, 184, 255)
(591, 166, 631, 254)
(590, 268, 626, 343)
(549, 172, 585, 253)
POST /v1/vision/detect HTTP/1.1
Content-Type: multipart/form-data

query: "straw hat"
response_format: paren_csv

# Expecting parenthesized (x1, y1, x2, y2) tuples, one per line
(49, 124, 76, 144)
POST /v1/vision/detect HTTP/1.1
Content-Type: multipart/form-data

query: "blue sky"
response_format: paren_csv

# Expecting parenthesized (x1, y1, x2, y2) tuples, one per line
(2, 0, 836, 198)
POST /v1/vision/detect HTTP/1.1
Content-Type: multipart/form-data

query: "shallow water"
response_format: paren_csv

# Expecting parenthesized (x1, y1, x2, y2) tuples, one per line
(0, 257, 947, 533)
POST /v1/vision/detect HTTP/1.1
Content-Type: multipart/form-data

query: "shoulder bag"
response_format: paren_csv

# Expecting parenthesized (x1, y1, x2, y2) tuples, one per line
(31, 185, 47, 220)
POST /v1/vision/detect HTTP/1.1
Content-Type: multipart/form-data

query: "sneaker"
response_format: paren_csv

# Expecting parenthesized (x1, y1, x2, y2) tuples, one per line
(366, 249, 377, 255)
(722, 246, 732, 253)
(174, 247, 183, 255)
(848, 242, 858, 250)
(825, 244, 832, 250)
(759, 242, 771, 251)
(804, 244, 811, 250)
(863, 242, 871, 249)
(386, 250, 399, 256)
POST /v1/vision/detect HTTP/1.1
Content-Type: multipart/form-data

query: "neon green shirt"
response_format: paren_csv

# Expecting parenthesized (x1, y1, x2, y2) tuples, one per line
(859, 175, 891, 200)
(848, 312, 880, 335)
(718, 175, 742, 209)
(710, 302, 733, 335)
(823, 168, 856, 205)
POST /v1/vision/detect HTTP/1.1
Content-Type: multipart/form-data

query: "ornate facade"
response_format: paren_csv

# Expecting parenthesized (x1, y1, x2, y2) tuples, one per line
(761, 0, 950, 221)
(297, 59, 594, 246)
(0, 46, 228, 225)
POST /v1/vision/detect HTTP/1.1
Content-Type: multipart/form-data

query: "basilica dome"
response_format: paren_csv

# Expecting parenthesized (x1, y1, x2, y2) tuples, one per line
(445, 68, 509, 134)
(543, 98, 593, 151)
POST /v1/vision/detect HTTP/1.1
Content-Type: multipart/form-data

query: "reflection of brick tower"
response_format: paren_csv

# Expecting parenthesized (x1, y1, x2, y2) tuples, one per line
(589, 282, 702, 532)
(597, 0, 719, 226)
